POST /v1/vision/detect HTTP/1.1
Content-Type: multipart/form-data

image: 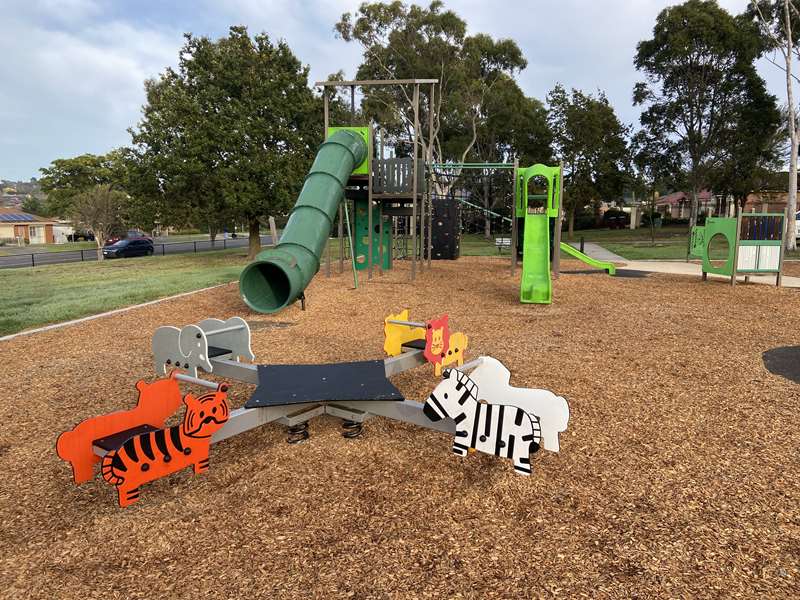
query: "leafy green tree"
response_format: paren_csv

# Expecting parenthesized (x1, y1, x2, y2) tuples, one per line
(466, 75, 553, 237)
(72, 184, 128, 259)
(634, 0, 767, 227)
(129, 26, 319, 257)
(631, 129, 683, 244)
(335, 1, 529, 192)
(709, 77, 784, 214)
(21, 196, 46, 216)
(547, 84, 629, 239)
(39, 150, 128, 218)
(747, 0, 799, 249)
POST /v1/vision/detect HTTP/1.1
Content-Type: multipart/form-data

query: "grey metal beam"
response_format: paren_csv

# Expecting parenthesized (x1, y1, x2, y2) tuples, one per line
(208, 358, 259, 384)
(315, 79, 438, 87)
(384, 348, 426, 377)
(332, 399, 455, 435)
(211, 403, 320, 444)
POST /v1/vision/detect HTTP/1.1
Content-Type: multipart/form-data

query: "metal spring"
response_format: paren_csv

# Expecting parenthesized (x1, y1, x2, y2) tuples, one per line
(341, 419, 363, 439)
(286, 422, 309, 444)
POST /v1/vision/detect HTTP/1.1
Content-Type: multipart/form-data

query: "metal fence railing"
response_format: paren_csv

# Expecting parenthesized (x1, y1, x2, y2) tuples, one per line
(0, 235, 272, 270)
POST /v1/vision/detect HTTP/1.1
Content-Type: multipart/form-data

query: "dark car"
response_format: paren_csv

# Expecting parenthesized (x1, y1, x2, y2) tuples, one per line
(602, 209, 631, 230)
(104, 230, 152, 246)
(102, 238, 154, 259)
(67, 230, 95, 242)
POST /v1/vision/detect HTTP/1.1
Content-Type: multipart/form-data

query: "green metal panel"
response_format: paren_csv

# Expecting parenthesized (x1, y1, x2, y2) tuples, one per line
(698, 217, 737, 277)
(328, 126, 370, 175)
(239, 129, 368, 313)
(353, 198, 391, 270)
(688, 225, 706, 258)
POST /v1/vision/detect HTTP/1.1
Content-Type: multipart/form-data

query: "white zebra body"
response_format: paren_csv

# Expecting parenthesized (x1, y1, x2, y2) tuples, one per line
(468, 356, 569, 452)
(424, 368, 542, 475)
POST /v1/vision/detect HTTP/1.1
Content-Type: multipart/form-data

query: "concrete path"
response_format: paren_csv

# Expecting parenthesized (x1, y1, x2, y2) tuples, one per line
(564, 241, 800, 289)
(565, 241, 627, 263)
(623, 260, 800, 288)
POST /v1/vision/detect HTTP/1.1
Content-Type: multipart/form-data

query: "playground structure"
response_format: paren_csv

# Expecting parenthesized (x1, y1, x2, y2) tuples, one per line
(688, 211, 786, 287)
(239, 79, 439, 314)
(237, 77, 620, 314)
(516, 163, 616, 304)
(56, 314, 569, 507)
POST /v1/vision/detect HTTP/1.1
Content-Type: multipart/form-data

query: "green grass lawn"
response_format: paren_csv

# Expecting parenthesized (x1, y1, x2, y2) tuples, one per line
(567, 226, 800, 261)
(0, 241, 97, 256)
(564, 225, 691, 243)
(0, 249, 248, 336)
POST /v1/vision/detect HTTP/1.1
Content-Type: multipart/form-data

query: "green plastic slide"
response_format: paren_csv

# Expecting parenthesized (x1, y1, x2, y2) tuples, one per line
(520, 214, 552, 304)
(239, 129, 367, 313)
(559, 242, 616, 275)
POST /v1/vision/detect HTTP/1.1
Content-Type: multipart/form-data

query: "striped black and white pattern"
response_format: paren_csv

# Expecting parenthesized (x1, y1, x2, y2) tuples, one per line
(423, 368, 542, 475)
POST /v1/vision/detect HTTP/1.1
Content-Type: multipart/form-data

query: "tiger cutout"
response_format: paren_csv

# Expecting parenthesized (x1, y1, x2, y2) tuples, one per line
(101, 385, 230, 507)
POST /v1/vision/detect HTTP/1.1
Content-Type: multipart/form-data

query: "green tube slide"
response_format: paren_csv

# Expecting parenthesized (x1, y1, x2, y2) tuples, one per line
(239, 129, 367, 313)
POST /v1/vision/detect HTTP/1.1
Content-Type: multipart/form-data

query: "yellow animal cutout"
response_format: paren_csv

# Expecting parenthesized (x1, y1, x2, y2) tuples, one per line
(434, 331, 468, 376)
(383, 309, 425, 356)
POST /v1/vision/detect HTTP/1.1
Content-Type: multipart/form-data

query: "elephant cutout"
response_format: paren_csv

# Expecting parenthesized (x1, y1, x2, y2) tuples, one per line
(197, 317, 255, 364)
(152, 324, 212, 377)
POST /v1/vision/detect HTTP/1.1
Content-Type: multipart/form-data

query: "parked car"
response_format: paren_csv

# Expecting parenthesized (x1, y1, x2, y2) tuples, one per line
(602, 209, 631, 229)
(104, 230, 152, 246)
(67, 230, 95, 242)
(102, 238, 155, 259)
(796, 210, 800, 240)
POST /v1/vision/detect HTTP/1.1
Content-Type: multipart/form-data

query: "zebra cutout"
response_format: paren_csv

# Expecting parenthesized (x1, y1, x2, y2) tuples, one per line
(423, 368, 542, 475)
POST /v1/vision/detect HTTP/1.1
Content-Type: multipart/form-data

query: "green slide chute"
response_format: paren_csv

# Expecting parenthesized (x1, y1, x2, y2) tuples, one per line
(239, 129, 367, 313)
(559, 242, 616, 275)
(520, 214, 552, 304)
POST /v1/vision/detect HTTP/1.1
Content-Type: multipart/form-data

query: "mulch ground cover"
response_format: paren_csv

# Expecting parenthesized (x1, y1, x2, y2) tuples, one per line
(1, 257, 798, 598)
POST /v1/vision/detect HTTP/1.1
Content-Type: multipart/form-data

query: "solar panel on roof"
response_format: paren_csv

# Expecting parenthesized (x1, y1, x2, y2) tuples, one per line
(2, 213, 36, 221)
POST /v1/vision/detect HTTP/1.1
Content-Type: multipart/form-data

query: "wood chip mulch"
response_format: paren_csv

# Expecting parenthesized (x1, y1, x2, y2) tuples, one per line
(1, 257, 799, 599)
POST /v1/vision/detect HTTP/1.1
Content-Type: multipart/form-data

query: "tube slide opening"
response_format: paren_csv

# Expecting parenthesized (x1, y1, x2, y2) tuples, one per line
(240, 261, 292, 313)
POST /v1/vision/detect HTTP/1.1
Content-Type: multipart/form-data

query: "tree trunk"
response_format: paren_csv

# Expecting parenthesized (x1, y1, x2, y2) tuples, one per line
(650, 190, 656, 246)
(785, 0, 798, 251)
(689, 186, 699, 228)
(248, 218, 261, 259)
(567, 207, 575, 241)
(209, 224, 218, 248)
(95, 238, 104, 261)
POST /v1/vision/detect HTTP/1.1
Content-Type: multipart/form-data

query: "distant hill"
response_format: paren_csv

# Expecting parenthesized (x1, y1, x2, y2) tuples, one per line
(1, 179, 45, 210)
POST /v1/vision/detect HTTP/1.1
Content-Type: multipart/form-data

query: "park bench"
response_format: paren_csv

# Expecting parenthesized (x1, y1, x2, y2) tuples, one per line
(495, 237, 512, 253)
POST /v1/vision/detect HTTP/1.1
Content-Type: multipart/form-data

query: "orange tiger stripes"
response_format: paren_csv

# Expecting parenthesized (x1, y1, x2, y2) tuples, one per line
(101, 386, 230, 507)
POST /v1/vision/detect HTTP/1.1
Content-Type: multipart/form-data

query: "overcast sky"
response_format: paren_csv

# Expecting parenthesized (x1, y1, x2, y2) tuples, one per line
(0, 0, 786, 181)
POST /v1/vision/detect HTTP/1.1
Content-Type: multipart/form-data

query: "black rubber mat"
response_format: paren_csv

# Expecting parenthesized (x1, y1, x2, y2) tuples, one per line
(94, 424, 160, 452)
(246, 360, 404, 407)
(401, 339, 426, 350)
(762, 346, 800, 384)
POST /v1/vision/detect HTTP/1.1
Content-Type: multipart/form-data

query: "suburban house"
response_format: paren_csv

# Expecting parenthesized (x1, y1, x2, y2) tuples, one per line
(744, 190, 791, 213)
(0, 207, 59, 244)
(655, 191, 715, 218)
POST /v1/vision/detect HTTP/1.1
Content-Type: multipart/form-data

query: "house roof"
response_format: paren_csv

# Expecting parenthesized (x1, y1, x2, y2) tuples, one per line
(655, 191, 714, 206)
(0, 207, 56, 224)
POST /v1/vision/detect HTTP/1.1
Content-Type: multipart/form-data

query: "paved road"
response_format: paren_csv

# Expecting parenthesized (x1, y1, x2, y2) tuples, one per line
(0, 235, 273, 269)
